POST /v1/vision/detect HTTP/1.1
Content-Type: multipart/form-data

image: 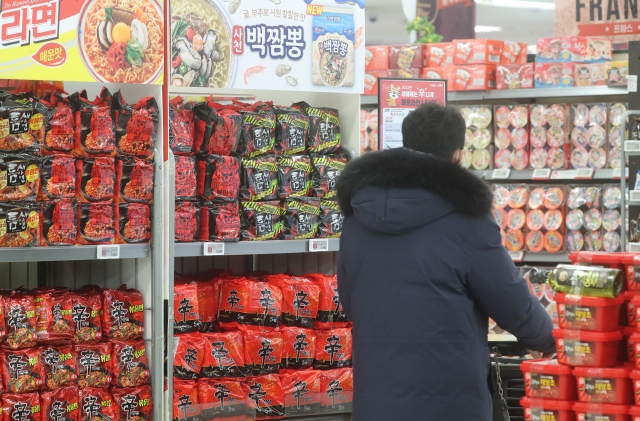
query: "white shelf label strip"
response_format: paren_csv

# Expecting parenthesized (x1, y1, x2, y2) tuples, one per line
(625, 140, 640, 152)
(309, 239, 330, 252)
(508, 251, 524, 262)
(492, 169, 511, 179)
(575, 168, 595, 179)
(630, 190, 640, 202)
(532, 169, 551, 180)
(203, 243, 225, 256)
(97, 245, 120, 260)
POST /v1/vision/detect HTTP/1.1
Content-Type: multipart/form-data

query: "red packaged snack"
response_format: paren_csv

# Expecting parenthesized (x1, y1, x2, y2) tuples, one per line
(0, 202, 41, 248)
(281, 327, 316, 371)
(320, 368, 353, 413)
(112, 385, 152, 421)
(520, 360, 576, 400)
(420, 67, 456, 91)
(42, 199, 78, 246)
(497, 64, 535, 90)
(293, 103, 341, 155)
(277, 155, 313, 199)
(363, 70, 388, 96)
(314, 328, 352, 370)
(41, 386, 80, 421)
(240, 201, 283, 241)
(74, 343, 112, 388)
(193, 103, 216, 156)
(41, 155, 76, 200)
(238, 105, 276, 158)
(574, 366, 632, 404)
(282, 198, 320, 241)
(39, 345, 78, 390)
(454, 65, 497, 91)
(174, 333, 206, 380)
(218, 279, 283, 330)
(72, 292, 102, 344)
(3, 291, 37, 349)
(70, 88, 116, 157)
(173, 380, 199, 421)
(207, 104, 243, 157)
(0, 295, 5, 343)
(111, 340, 150, 388)
(1, 347, 44, 393)
(102, 286, 144, 341)
(196, 155, 241, 202)
(198, 279, 219, 333)
(114, 94, 159, 158)
(318, 201, 344, 239)
(574, 63, 607, 87)
(425, 43, 455, 67)
(116, 203, 151, 244)
(240, 155, 278, 201)
(0, 154, 41, 202)
(43, 93, 75, 155)
(454, 39, 503, 65)
(175, 156, 197, 201)
(281, 370, 321, 416)
(266, 275, 320, 329)
(388, 44, 423, 69)
(365, 45, 389, 70)
(534, 63, 575, 88)
(199, 201, 240, 243)
(175, 202, 200, 243)
(115, 157, 153, 204)
(34, 289, 74, 344)
(169, 99, 194, 156)
(198, 379, 251, 421)
(2, 393, 41, 421)
(387, 69, 420, 79)
(76, 157, 115, 203)
(242, 375, 285, 420)
(501, 41, 528, 65)
(174, 282, 202, 334)
(77, 202, 115, 245)
(79, 388, 116, 421)
(306, 274, 349, 329)
(201, 331, 246, 379)
(274, 108, 308, 156)
(311, 154, 347, 200)
(242, 329, 283, 377)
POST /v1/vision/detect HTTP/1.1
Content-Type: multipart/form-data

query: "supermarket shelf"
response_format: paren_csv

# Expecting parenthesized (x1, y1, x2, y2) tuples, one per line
(175, 239, 340, 257)
(0, 244, 150, 263)
(488, 334, 517, 342)
(474, 169, 625, 181)
(518, 252, 570, 263)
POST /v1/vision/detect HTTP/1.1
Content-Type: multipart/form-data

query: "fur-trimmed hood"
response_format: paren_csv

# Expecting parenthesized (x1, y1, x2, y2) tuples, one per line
(336, 148, 493, 234)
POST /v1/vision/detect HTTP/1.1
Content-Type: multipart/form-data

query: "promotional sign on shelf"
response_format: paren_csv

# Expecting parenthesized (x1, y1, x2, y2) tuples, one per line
(555, 0, 640, 40)
(0, 0, 165, 84)
(169, 0, 365, 93)
(378, 78, 447, 150)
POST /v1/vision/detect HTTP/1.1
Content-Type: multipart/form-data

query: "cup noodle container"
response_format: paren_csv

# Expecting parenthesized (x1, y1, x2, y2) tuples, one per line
(365, 46, 390, 71)
(521, 397, 575, 421)
(573, 366, 632, 405)
(554, 293, 624, 332)
(573, 402, 631, 421)
(497, 64, 534, 90)
(454, 65, 497, 91)
(553, 329, 623, 367)
(520, 360, 577, 400)
(424, 43, 455, 67)
(420, 67, 456, 91)
(453, 39, 504, 65)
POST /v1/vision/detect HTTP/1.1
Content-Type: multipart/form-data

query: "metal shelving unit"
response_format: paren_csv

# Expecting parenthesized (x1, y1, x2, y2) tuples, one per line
(0, 244, 151, 263)
(474, 169, 627, 181)
(175, 239, 340, 257)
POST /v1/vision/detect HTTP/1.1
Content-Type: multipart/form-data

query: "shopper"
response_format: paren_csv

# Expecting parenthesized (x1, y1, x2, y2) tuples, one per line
(336, 103, 555, 421)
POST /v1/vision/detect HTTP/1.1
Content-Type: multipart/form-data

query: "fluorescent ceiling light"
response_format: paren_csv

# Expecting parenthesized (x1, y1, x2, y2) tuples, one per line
(475, 25, 503, 32)
(475, 0, 555, 9)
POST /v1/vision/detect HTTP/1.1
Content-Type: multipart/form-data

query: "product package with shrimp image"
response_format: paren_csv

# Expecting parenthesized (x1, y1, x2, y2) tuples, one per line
(312, 7, 355, 88)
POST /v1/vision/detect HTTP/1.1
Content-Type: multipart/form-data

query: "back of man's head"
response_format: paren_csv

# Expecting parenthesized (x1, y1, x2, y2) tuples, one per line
(402, 103, 466, 160)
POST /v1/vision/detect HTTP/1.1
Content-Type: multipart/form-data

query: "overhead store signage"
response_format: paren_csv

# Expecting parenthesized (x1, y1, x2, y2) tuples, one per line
(555, 0, 640, 40)
(0, 0, 165, 84)
(378, 78, 447, 150)
(169, 0, 365, 93)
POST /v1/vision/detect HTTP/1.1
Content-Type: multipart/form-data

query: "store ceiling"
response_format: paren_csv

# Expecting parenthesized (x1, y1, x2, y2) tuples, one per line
(365, 0, 555, 47)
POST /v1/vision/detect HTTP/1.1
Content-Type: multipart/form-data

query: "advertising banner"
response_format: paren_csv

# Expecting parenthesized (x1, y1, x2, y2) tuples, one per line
(378, 78, 447, 150)
(555, 0, 640, 41)
(169, 0, 365, 93)
(0, 0, 165, 84)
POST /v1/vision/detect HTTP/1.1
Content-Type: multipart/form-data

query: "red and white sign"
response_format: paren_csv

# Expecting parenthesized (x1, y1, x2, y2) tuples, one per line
(378, 78, 447, 150)
(555, 0, 640, 42)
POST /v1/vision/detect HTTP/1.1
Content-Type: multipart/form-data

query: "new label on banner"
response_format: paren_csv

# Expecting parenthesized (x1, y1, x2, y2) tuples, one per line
(555, 0, 640, 41)
(169, 0, 365, 93)
(0, 0, 165, 83)
(378, 78, 447, 150)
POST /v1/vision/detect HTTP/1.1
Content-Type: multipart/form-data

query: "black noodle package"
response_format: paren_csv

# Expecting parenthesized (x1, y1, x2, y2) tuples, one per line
(115, 156, 154, 203)
(293, 102, 341, 154)
(241, 155, 278, 201)
(42, 198, 78, 246)
(199, 201, 240, 242)
(114, 93, 159, 159)
(196, 155, 241, 202)
(116, 202, 152, 244)
(175, 201, 200, 243)
(209, 104, 243, 156)
(175, 155, 197, 201)
(238, 105, 276, 157)
(282, 198, 320, 240)
(40, 154, 76, 200)
(0, 93, 46, 154)
(275, 107, 309, 155)
(278, 155, 313, 199)
(318, 200, 344, 238)
(312, 153, 348, 199)
(241, 200, 283, 241)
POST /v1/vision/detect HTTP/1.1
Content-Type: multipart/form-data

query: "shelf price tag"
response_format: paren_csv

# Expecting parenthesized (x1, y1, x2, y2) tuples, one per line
(97, 245, 120, 260)
(491, 169, 511, 179)
(203, 243, 225, 256)
(550, 170, 577, 180)
(629, 243, 640, 252)
(575, 168, 595, 180)
(625, 141, 640, 152)
(508, 251, 524, 262)
(532, 169, 551, 180)
(309, 239, 330, 252)
(630, 190, 640, 202)
(612, 168, 629, 179)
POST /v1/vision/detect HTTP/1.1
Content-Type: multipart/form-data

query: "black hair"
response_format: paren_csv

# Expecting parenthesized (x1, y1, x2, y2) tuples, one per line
(401, 103, 465, 160)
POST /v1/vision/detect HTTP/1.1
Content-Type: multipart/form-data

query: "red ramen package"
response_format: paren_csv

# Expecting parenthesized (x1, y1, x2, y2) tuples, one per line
(207, 103, 243, 156)
(318, 201, 344, 239)
(242, 329, 283, 377)
(0, 154, 41, 201)
(72, 292, 103, 344)
(102, 286, 144, 341)
(39, 345, 77, 390)
(281, 327, 316, 371)
(70, 88, 116, 157)
(116, 203, 152, 244)
(174, 282, 203, 334)
(218, 278, 283, 330)
(76, 157, 116, 203)
(0, 295, 5, 343)
(173, 380, 199, 421)
(40, 155, 76, 199)
(41, 386, 80, 421)
(565, 185, 603, 252)
(313, 328, 353, 370)
(42, 199, 78, 246)
(74, 343, 113, 388)
(492, 184, 529, 252)
(111, 386, 152, 421)
(320, 368, 353, 413)
(266, 275, 320, 329)
(2, 392, 41, 421)
(2, 292, 37, 349)
(570, 103, 608, 169)
(278, 155, 313, 199)
(529, 104, 569, 170)
(275, 107, 309, 155)
(193, 103, 216, 156)
(240, 201, 283, 241)
(311, 154, 347, 199)
(608, 103, 626, 169)
(525, 186, 566, 253)
(282, 198, 320, 241)
(201, 331, 247, 379)
(1, 348, 44, 392)
(196, 155, 241, 202)
(175, 201, 199, 243)
(458, 106, 493, 170)
(42, 93, 75, 155)
(281, 370, 321, 416)
(175, 156, 197, 201)
(78, 202, 115, 245)
(111, 340, 150, 388)
(115, 157, 154, 204)
(493, 105, 530, 170)
(34, 289, 74, 344)
(238, 105, 276, 158)
(0, 202, 40, 248)
(293, 103, 341, 154)
(197, 379, 251, 421)
(241, 156, 278, 201)
(306, 274, 349, 330)
(169, 98, 194, 155)
(174, 333, 206, 380)
(0, 94, 45, 154)
(199, 201, 240, 243)
(79, 388, 116, 421)
(242, 375, 285, 420)
(114, 94, 159, 158)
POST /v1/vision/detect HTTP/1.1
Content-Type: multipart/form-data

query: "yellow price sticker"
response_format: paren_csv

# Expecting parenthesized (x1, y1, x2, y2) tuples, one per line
(27, 211, 39, 229)
(0, 218, 6, 238)
(25, 164, 39, 182)
(29, 113, 44, 131)
(0, 119, 8, 138)
(0, 170, 6, 190)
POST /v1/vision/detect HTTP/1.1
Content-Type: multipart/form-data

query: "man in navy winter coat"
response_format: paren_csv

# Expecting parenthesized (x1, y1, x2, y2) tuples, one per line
(336, 103, 555, 421)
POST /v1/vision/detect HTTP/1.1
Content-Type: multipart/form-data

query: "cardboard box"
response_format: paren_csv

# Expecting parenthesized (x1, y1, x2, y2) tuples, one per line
(363, 70, 388, 96)
(534, 63, 575, 88)
(585, 38, 612, 63)
(536, 37, 587, 62)
(496, 64, 534, 90)
(365, 45, 390, 71)
(453, 39, 504, 65)
(574, 63, 606, 87)
(387, 69, 420, 78)
(424, 43, 455, 67)
(389, 45, 424, 69)
(605, 61, 629, 86)
(421, 67, 456, 91)
(501, 41, 528, 65)
(453, 65, 497, 91)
